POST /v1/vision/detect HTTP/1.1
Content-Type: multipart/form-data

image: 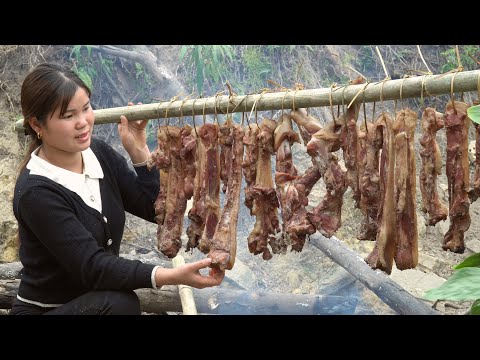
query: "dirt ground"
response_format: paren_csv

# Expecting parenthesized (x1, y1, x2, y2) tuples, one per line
(0, 45, 477, 315)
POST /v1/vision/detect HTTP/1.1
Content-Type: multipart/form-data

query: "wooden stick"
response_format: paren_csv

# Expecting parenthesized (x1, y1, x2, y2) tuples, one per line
(0, 279, 363, 315)
(13, 69, 480, 132)
(417, 45, 432, 74)
(375, 46, 390, 79)
(171, 255, 198, 315)
(308, 233, 439, 315)
(0, 257, 436, 315)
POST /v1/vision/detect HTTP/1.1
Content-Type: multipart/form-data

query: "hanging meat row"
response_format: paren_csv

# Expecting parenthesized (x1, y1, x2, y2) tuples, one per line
(147, 97, 476, 274)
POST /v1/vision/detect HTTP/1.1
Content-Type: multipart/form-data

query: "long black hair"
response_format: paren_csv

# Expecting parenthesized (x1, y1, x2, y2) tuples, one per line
(18, 63, 91, 172)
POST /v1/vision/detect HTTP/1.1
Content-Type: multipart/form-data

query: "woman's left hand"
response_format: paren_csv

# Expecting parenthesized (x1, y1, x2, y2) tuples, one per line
(118, 102, 150, 164)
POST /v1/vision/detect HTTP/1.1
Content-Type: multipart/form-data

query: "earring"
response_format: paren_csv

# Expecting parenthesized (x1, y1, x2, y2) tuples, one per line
(37, 132, 41, 140)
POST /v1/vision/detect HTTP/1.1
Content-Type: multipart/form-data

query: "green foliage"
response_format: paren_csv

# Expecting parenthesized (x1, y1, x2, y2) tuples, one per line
(178, 45, 317, 96)
(133, 61, 153, 94)
(76, 68, 93, 92)
(424, 252, 480, 314)
(70, 45, 125, 96)
(242, 46, 272, 90)
(454, 252, 480, 269)
(424, 267, 480, 301)
(267, 45, 314, 54)
(467, 105, 480, 125)
(99, 56, 114, 78)
(440, 45, 480, 73)
(145, 121, 157, 151)
(70, 45, 96, 91)
(357, 46, 376, 74)
(472, 299, 480, 315)
(179, 45, 234, 95)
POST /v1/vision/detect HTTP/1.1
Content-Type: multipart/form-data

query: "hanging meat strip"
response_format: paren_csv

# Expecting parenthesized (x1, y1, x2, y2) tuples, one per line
(219, 119, 233, 193)
(246, 118, 281, 260)
(242, 124, 260, 214)
(290, 108, 323, 145)
(339, 77, 364, 208)
(306, 116, 344, 173)
(365, 113, 396, 274)
(208, 118, 244, 270)
(196, 124, 221, 255)
(357, 120, 380, 240)
(148, 129, 170, 226)
(306, 117, 347, 238)
(306, 156, 344, 238)
(186, 124, 220, 252)
(148, 125, 195, 258)
(393, 109, 418, 270)
(468, 122, 480, 203)
(341, 103, 361, 208)
(443, 100, 471, 253)
(186, 127, 206, 251)
(274, 114, 299, 254)
(274, 114, 300, 176)
(182, 126, 197, 200)
(275, 114, 320, 252)
(419, 108, 448, 225)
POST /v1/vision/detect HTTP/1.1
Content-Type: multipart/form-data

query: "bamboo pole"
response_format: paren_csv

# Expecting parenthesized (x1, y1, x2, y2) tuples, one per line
(13, 70, 480, 132)
(171, 255, 198, 315)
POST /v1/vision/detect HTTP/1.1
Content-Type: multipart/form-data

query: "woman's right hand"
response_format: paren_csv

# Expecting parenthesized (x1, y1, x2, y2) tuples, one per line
(155, 258, 225, 289)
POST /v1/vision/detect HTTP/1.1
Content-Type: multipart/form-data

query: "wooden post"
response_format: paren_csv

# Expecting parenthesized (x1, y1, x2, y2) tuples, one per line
(171, 255, 198, 315)
(308, 233, 439, 315)
(0, 279, 362, 315)
(14, 69, 480, 131)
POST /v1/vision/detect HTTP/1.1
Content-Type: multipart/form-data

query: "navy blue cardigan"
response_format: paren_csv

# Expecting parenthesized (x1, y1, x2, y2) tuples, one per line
(13, 138, 160, 305)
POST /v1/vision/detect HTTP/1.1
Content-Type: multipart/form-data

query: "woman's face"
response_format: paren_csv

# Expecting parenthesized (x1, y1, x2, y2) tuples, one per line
(41, 87, 94, 154)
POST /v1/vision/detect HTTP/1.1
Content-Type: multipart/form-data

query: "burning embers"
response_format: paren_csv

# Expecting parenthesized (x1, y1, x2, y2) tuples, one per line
(147, 99, 475, 274)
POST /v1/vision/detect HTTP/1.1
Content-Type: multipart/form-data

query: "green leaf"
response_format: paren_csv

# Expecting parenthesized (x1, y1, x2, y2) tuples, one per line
(471, 299, 480, 315)
(467, 105, 480, 125)
(179, 46, 188, 61)
(224, 45, 234, 61)
(212, 45, 218, 64)
(455, 252, 480, 269)
(71, 45, 81, 59)
(196, 62, 204, 95)
(424, 267, 480, 301)
(76, 69, 92, 91)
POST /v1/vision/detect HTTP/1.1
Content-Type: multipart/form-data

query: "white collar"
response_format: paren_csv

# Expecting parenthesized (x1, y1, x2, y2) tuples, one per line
(26, 146, 104, 182)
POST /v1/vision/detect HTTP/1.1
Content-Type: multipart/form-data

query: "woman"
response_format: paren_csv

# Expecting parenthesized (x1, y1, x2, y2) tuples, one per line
(10, 63, 224, 315)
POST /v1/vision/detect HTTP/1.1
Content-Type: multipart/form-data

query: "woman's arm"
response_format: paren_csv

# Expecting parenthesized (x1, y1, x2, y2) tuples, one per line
(96, 139, 159, 222)
(18, 186, 156, 290)
(154, 258, 224, 289)
(113, 102, 160, 222)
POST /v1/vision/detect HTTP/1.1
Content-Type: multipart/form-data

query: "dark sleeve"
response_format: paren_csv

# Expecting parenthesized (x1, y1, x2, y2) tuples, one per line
(18, 187, 156, 290)
(101, 141, 160, 223)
